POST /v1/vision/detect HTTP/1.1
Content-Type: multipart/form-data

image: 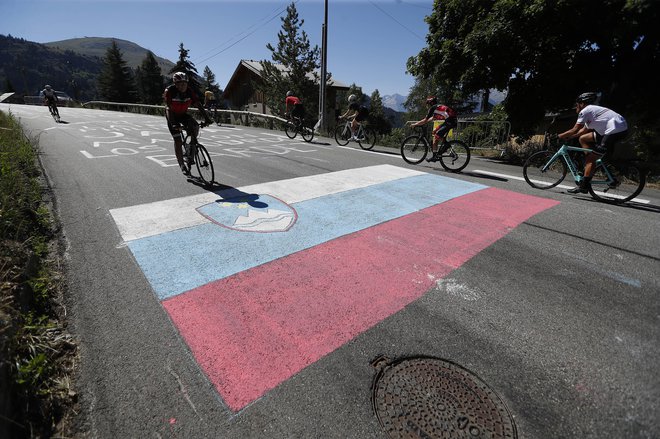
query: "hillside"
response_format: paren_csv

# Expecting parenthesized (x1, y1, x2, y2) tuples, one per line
(0, 35, 176, 101)
(45, 37, 175, 73)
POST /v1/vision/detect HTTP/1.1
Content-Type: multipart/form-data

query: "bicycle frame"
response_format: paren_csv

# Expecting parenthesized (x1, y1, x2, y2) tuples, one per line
(544, 144, 615, 187)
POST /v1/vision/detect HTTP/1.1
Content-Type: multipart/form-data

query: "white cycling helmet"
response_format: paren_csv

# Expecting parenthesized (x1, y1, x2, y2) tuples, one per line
(172, 72, 187, 83)
(45, 85, 52, 90)
(286, 90, 294, 97)
(348, 94, 357, 103)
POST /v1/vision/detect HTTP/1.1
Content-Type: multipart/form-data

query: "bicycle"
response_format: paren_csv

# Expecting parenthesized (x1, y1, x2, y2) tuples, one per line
(46, 100, 60, 123)
(174, 122, 214, 185)
(284, 114, 314, 142)
(522, 139, 646, 204)
(400, 125, 470, 172)
(334, 117, 377, 150)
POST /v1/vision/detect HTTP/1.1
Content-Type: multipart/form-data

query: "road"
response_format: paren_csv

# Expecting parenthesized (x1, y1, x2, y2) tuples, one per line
(3, 103, 659, 438)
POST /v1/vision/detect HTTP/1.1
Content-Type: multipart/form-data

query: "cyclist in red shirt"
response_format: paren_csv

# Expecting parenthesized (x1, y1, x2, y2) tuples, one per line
(285, 90, 305, 120)
(409, 96, 458, 162)
(164, 72, 212, 175)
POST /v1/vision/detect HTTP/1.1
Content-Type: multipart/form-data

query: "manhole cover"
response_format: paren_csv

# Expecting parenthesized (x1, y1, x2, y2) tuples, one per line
(371, 356, 517, 439)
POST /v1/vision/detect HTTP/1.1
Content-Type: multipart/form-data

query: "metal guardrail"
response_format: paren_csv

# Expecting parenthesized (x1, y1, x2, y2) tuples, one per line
(81, 101, 289, 126)
(453, 120, 511, 155)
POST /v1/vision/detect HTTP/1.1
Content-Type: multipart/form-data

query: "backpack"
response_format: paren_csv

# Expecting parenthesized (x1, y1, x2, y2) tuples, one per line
(359, 105, 369, 116)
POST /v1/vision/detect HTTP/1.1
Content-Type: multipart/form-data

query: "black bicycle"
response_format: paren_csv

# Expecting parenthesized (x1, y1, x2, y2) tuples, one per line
(400, 126, 470, 172)
(285, 115, 314, 142)
(46, 100, 60, 123)
(175, 122, 214, 185)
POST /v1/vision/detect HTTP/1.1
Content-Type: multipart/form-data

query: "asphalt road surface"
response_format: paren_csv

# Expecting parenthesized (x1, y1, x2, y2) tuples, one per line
(3, 103, 659, 438)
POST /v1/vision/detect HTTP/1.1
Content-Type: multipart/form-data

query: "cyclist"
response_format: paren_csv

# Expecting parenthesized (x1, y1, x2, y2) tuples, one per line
(42, 85, 59, 115)
(338, 94, 369, 141)
(285, 90, 305, 121)
(164, 72, 212, 176)
(408, 96, 457, 162)
(558, 92, 629, 193)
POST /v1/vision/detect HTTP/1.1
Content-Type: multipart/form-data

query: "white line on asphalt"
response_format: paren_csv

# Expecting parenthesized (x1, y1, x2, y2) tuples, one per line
(472, 169, 650, 204)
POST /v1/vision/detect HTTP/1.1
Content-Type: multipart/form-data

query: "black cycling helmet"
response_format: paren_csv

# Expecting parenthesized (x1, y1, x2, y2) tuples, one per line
(576, 92, 597, 104)
(426, 96, 438, 106)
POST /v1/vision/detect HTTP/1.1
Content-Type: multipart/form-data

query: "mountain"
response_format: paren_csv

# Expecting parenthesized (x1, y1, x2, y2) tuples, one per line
(382, 93, 407, 112)
(0, 35, 176, 101)
(44, 37, 175, 73)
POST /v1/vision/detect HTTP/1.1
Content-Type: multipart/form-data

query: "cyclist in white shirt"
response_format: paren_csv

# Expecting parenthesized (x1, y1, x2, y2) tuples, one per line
(558, 92, 629, 193)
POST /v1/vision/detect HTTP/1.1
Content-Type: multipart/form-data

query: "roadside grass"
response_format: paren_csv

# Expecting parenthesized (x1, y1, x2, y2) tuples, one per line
(0, 110, 77, 438)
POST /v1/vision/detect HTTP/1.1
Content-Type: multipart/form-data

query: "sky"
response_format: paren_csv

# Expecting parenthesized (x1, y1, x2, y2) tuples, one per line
(0, 0, 434, 97)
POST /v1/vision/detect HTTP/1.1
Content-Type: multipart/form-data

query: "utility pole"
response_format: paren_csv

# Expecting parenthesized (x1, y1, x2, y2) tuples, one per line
(317, 0, 328, 133)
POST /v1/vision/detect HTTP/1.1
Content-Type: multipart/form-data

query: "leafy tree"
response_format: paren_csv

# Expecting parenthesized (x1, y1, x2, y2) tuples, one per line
(259, 2, 320, 122)
(169, 43, 202, 97)
(135, 51, 164, 104)
(369, 89, 392, 134)
(407, 0, 660, 141)
(98, 40, 137, 102)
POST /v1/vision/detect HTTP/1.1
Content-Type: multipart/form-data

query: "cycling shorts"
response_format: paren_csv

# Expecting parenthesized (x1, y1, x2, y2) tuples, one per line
(592, 129, 628, 156)
(166, 112, 198, 138)
(433, 117, 457, 139)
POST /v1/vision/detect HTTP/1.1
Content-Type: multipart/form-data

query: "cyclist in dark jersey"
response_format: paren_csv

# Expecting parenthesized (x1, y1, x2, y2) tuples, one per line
(338, 94, 369, 141)
(164, 72, 212, 175)
(409, 96, 458, 162)
(42, 85, 59, 115)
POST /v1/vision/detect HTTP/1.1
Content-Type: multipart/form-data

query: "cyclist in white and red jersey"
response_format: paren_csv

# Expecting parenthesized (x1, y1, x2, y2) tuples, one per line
(409, 96, 458, 162)
(559, 92, 629, 193)
(164, 72, 212, 175)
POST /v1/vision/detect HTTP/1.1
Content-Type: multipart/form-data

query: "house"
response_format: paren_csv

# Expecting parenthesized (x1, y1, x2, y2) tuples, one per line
(222, 60, 350, 124)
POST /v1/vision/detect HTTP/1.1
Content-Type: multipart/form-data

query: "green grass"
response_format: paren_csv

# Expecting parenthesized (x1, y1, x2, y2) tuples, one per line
(0, 110, 76, 438)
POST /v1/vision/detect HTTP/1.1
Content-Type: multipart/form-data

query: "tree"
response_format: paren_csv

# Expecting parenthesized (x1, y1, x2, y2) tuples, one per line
(259, 2, 320, 121)
(369, 90, 392, 134)
(407, 0, 660, 139)
(201, 66, 223, 104)
(136, 51, 164, 105)
(169, 43, 202, 97)
(97, 40, 137, 103)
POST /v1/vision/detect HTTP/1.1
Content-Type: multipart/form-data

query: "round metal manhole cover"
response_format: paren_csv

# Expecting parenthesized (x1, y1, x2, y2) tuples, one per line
(371, 357, 517, 439)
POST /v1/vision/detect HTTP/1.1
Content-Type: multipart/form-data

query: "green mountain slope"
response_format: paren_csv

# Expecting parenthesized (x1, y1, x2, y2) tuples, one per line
(45, 37, 175, 73)
(0, 35, 175, 102)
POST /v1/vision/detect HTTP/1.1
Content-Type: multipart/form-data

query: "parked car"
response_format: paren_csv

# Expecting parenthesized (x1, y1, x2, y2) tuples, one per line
(38, 90, 73, 104)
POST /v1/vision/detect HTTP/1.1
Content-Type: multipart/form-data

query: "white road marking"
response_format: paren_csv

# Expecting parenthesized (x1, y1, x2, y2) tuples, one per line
(110, 165, 426, 242)
(472, 169, 650, 204)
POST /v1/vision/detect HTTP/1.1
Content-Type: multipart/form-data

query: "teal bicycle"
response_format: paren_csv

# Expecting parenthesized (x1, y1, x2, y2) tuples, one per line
(523, 140, 646, 204)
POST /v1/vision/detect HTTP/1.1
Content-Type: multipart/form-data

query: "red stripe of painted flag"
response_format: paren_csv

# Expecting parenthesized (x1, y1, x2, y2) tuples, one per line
(163, 188, 559, 411)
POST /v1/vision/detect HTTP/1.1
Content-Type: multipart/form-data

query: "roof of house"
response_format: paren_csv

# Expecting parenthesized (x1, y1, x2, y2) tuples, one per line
(225, 59, 350, 92)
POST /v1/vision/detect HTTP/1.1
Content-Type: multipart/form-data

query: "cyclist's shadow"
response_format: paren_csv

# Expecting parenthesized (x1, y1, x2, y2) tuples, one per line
(202, 184, 270, 209)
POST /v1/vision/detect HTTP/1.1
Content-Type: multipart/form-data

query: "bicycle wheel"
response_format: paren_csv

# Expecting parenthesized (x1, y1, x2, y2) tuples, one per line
(301, 125, 315, 142)
(358, 127, 377, 150)
(439, 140, 470, 172)
(335, 124, 351, 146)
(400, 135, 428, 164)
(194, 143, 215, 185)
(523, 150, 567, 189)
(588, 161, 645, 204)
(285, 121, 297, 139)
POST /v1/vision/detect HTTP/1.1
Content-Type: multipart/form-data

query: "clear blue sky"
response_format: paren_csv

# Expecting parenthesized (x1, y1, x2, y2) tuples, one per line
(1, 0, 433, 97)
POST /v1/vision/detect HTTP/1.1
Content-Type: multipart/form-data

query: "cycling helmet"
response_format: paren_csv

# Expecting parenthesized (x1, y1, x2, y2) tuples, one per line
(576, 92, 597, 104)
(426, 96, 438, 106)
(172, 72, 187, 83)
(286, 90, 294, 97)
(45, 85, 52, 90)
(348, 94, 357, 103)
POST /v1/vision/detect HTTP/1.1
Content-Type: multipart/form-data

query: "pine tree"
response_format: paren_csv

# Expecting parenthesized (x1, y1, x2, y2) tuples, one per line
(97, 40, 137, 103)
(169, 43, 201, 97)
(259, 2, 320, 121)
(136, 51, 164, 104)
(369, 89, 392, 134)
(202, 66, 223, 103)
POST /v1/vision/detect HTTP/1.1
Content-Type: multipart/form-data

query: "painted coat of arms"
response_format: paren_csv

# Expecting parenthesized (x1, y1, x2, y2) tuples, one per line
(196, 194, 297, 232)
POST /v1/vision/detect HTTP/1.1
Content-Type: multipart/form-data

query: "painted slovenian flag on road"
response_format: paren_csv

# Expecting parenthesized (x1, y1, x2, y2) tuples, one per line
(110, 165, 559, 412)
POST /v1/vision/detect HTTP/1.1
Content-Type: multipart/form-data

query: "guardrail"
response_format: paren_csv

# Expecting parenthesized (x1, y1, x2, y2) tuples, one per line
(454, 120, 511, 155)
(81, 101, 289, 127)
